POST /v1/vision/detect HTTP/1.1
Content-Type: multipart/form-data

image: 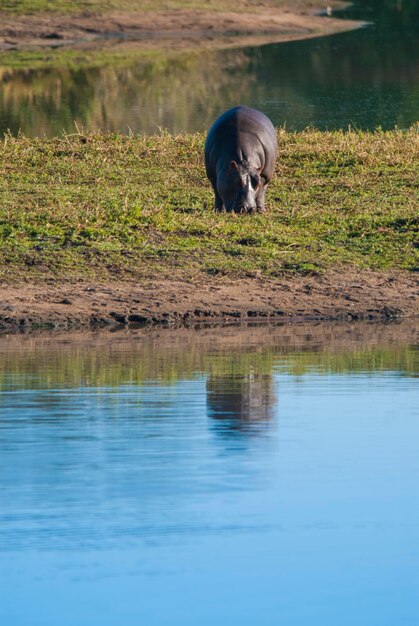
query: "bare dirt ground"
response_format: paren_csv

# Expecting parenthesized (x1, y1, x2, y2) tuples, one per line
(0, 9, 364, 51)
(0, 268, 417, 333)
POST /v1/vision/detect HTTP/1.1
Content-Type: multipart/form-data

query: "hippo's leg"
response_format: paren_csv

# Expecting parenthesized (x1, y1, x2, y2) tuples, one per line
(214, 192, 224, 212)
(209, 178, 225, 211)
(256, 183, 268, 212)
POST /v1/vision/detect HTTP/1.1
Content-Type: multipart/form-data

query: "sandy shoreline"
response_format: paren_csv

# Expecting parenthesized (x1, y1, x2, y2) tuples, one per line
(0, 7, 365, 52)
(0, 268, 417, 333)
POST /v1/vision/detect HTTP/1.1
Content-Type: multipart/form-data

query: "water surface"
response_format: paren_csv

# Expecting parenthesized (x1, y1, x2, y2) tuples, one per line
(0, 0, 418, 136)
(0, 322, 418, 625)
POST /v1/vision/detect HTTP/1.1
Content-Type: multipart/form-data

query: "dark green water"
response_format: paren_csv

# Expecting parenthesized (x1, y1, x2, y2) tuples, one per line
(0, 0, 418, 136)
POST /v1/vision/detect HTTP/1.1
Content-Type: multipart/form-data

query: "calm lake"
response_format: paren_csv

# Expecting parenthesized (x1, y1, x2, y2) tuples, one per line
(0, 0, 418, 136)
(0, 322, 418, 625)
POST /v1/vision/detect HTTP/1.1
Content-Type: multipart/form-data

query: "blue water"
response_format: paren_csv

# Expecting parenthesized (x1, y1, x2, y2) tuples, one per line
(0, 326, 418, 625)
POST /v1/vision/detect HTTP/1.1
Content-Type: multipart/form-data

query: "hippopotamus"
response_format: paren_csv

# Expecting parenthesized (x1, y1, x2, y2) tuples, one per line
(204, 105, 278, 214)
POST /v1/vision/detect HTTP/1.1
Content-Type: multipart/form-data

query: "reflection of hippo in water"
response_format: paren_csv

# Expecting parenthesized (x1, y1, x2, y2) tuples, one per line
(207, 374, 275, 433)
(204, 106, 278, 214)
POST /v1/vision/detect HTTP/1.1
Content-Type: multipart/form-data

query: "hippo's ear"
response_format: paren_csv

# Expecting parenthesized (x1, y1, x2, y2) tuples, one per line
(230, 160, 239, 171)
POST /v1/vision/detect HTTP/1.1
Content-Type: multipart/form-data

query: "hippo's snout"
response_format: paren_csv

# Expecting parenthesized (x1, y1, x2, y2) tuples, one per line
(227, 193, 257, 214)
(228, 177, 258, 214)
(233, 202, 257, 214)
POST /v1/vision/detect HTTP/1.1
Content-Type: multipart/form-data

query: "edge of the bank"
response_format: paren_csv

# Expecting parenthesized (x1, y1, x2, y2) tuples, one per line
(0, 268, 417, 334)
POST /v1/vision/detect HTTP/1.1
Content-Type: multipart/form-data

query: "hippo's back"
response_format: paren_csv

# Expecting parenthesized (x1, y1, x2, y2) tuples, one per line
(205, 106, 277, 179)
(207, 105, 275, 140)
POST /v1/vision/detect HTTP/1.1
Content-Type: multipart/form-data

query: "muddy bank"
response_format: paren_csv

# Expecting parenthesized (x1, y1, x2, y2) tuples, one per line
(0, 8, 364, 52)
(0, 268, 417, 333)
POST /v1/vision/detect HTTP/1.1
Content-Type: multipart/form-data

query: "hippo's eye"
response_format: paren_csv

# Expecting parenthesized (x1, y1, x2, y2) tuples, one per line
(251, 174, 261, 189)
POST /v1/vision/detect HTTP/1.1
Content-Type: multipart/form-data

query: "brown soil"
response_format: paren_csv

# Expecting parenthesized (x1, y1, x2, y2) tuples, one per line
(0, 268, 417, 333)
(0, 8, 365, 51)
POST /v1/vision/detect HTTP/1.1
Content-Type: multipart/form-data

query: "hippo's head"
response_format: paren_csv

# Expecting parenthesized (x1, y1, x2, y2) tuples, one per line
(217, 160, 262, 214)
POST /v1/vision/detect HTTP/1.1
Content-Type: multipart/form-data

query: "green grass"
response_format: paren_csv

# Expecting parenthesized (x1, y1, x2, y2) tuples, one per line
(0, 128, 418, 281)
(0, 0, 327, 15)
(0, 46, 168, 71)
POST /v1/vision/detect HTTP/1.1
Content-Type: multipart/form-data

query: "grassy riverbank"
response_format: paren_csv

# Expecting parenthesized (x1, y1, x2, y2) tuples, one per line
(0, 129, 418, 282)
(0, 0, 342, 15)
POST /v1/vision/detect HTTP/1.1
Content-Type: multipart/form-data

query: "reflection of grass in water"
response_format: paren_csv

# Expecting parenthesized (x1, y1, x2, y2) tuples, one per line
(0, 331, 416, 390)
(0, 47, 252, 135)
(281, 348, 417, 377)
(0, 47, 177, 71)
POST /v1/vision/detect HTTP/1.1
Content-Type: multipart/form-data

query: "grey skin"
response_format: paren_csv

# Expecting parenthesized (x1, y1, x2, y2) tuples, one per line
(204, 105, 278, 214)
